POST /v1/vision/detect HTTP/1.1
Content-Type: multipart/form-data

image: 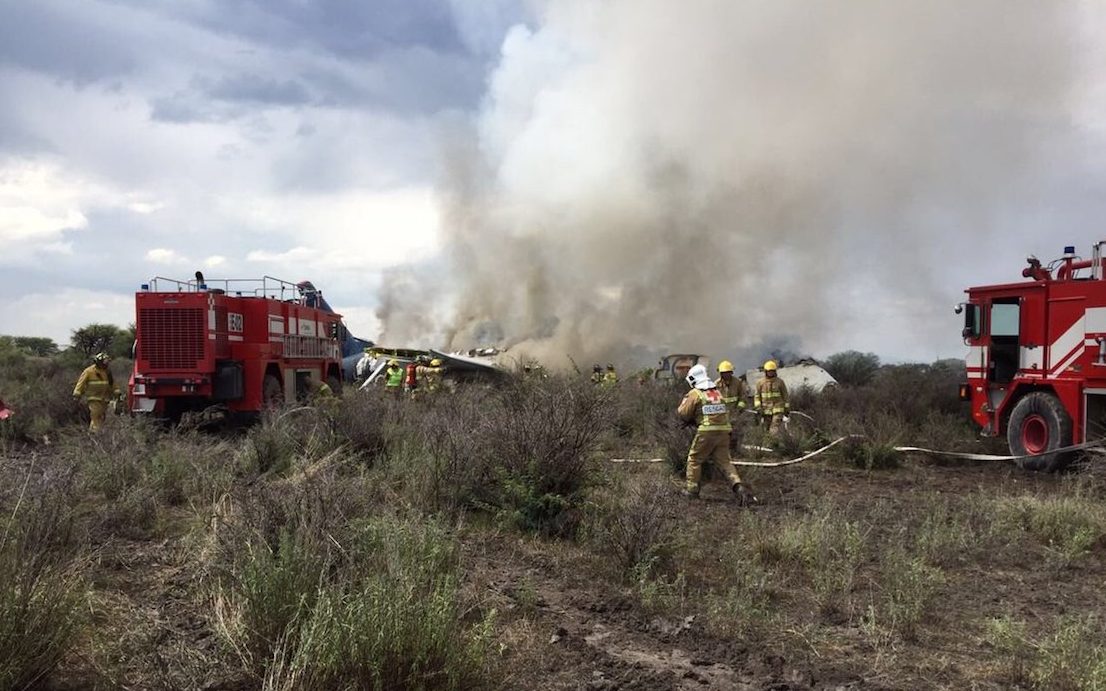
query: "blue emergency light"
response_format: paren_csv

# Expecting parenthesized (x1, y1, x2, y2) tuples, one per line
(1064, 245, 1076, 255)
(140, 284, 149, 291)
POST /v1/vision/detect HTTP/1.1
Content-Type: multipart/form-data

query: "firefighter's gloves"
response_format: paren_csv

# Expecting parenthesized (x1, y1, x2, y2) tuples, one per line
(732, 483, 758, 507)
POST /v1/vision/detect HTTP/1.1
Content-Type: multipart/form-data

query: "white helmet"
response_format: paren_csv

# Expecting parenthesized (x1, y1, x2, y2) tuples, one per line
(685, 364, 715, 390)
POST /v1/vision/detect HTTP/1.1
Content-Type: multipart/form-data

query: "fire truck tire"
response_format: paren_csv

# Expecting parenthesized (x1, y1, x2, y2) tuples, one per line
(1007, 392, 1074, 472)
(262, 374, 283, 410)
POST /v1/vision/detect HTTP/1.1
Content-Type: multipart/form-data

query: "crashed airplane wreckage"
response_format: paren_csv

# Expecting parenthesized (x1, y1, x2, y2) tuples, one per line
(359, 347, 508, 389)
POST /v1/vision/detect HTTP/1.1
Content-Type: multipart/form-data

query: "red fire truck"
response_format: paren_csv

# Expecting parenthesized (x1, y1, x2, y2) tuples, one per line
(960, 242, 1106, 470)
(129, 275, 345, 421)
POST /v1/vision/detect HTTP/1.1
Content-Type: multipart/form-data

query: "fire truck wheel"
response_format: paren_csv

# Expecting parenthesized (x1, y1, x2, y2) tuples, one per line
(1007, 391, 1073, 472)
(262, 374, 283, 410)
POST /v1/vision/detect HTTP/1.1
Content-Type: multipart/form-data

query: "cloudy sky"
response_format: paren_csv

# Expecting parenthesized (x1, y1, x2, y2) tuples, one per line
(0, 0, 526, 343)
(3, 1, 1106, 363)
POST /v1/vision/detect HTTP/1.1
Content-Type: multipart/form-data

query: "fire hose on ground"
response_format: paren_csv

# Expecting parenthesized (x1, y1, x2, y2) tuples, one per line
(610, 410, 1106, 468)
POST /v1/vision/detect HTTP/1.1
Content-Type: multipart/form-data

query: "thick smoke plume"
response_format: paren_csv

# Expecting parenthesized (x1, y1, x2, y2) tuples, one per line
(378, 0, 1091, 367)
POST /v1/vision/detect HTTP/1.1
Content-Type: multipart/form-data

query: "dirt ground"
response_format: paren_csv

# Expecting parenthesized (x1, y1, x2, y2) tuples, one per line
(14, 448, 1104, 690)
(469, 459, 1104, 691)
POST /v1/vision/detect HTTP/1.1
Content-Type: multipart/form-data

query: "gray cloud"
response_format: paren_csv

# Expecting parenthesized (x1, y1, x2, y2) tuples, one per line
(0, 3, 137, 84)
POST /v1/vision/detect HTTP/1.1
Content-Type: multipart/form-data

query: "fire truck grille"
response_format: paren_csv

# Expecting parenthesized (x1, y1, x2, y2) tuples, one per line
(139, 308, 206, 369)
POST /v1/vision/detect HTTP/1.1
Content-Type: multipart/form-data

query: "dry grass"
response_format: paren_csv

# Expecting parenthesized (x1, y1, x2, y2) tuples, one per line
(2, 355, 1106, 689)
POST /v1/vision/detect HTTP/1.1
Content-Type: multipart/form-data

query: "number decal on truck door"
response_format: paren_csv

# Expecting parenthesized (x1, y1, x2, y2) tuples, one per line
(228, 312, 244, 333)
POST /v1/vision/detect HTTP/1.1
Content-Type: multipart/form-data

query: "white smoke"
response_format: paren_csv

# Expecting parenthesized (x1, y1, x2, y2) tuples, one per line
(379, 0, 1099, 367)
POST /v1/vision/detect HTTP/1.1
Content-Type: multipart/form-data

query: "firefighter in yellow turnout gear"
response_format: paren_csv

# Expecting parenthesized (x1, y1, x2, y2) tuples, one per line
(754, 360, 790, 438)
(415, 358, 445, 394)
(678, 364, 757, 504)
(602, 363, 619, 387)
(307, 372, 337, 410)
(716, 360, 747, 451)
(73, 352, 120, 432)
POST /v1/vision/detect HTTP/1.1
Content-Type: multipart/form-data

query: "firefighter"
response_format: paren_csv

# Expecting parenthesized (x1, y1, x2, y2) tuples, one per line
(754, 360, 790, 438)
(678, 364, 756, 503)
(73, 352, 120, 432)
(404, 358, 420, 395)
(590, 364, 603, 385)
(416, 358, 445, 394)
(384, 359, 404, 396)
(716, 360, 747, 451)
(307, 373, 337, 409)
(602, 363, 619, 387)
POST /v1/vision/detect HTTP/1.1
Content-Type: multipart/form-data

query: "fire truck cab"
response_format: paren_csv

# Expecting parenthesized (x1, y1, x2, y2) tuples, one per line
(960, 242, 1106, 470)
(129, 275, 345, 421)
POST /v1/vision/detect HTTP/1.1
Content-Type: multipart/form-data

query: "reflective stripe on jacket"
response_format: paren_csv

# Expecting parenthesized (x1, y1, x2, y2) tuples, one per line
(74, 365, 117, 402)
(677, 388, 732, 433)
(754, 377, 789, 415)
(717, 377, 746, 413)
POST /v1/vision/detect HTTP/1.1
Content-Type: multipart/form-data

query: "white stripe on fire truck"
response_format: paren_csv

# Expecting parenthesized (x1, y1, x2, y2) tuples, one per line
(1085, 307, 1106, 333)
(1048, 338, 1096, 378)
(1047, 317, 1085, 370)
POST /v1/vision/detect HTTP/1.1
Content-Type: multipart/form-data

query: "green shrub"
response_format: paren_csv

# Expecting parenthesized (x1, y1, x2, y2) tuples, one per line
(986, 616, 1106, 689)
(823, 351, 881, 387)
(750, 509, 866, 617)
(704, 560, 777, 642)
(991, 495, 1106, 567)
(868, 548, 944, 641)
(213, 507, 493, 690)
(0, 468, 87, 689)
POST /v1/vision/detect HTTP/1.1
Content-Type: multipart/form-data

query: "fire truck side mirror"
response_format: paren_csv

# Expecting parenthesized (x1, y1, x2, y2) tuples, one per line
(961, 304, 979, 340)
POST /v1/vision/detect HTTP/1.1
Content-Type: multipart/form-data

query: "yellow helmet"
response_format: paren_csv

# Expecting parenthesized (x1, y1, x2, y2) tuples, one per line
(718, 360, 734, 374)
(763, 360, 778, 372)
(388, 359, 399, 366)
(430, 358, 443, 367)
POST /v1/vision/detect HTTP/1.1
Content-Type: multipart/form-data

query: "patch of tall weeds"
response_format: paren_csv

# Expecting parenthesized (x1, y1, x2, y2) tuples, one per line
(986, 615, 1106, 689)
(0, 461, 88, 689)
(210, 480, 493, 690)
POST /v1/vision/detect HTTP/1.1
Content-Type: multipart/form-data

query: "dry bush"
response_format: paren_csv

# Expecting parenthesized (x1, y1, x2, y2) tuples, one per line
(406, 377, 610, 537)
(0, 354, 90, 446)
(0, 460, 88, 689)
(608, 383, 678, 447)
(328, 389, 395, 461)
(584, 477, 680, 578)
(56, 420, 239, 538)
